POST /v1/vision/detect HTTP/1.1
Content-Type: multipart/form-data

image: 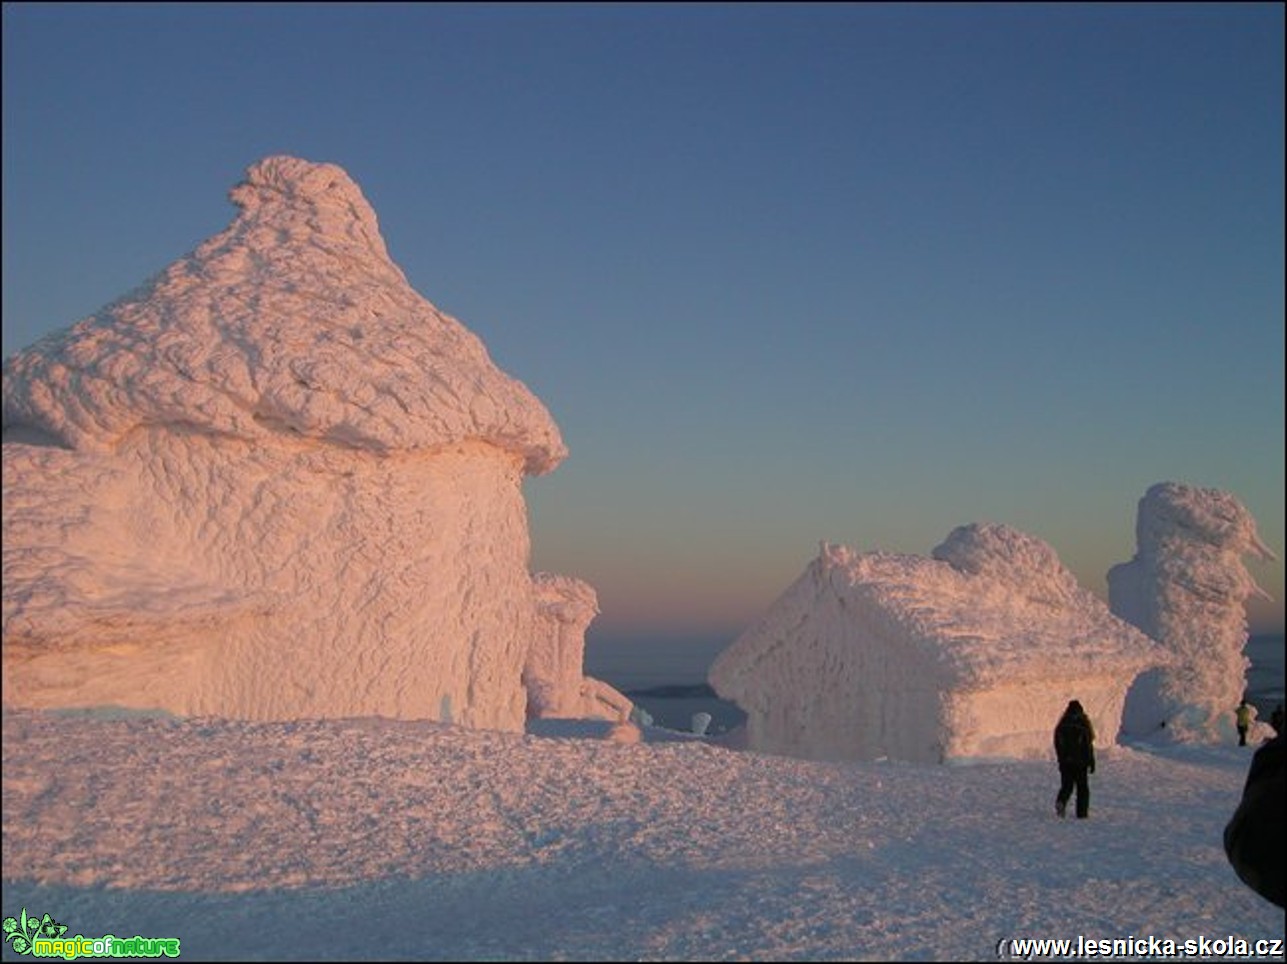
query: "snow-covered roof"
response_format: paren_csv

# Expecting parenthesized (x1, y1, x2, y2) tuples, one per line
(1, 156, 566, 474)
(712, 523, 1166, 694)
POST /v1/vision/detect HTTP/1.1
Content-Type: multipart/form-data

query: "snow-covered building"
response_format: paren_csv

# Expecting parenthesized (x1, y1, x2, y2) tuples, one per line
(524, 574, 632, 722)
(1109, 482, 1277, 743)
(709, 524, 1167, 764)
(1, 155, 613, 731)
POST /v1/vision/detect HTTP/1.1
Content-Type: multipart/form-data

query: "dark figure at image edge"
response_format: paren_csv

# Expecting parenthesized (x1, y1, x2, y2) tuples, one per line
(1054, 700, 1095, 819)
(1223, 734, 1285, 909)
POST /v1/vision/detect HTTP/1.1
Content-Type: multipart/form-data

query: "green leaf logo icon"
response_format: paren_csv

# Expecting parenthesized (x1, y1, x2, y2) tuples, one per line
(2, 907, 67, 956)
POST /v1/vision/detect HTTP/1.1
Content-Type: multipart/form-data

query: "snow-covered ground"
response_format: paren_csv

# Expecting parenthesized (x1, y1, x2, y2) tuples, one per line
(2, 708, 1281, 962)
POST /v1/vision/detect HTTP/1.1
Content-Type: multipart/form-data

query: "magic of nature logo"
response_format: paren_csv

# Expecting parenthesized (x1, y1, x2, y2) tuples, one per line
(3, 908, 179, 959)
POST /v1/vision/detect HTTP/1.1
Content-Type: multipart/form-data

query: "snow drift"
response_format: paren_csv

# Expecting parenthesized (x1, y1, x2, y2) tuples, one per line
(4, 707, 1282, 959)
(710, 524, 1167, 764)
(1110, 481, 1277, 743)
(1, 155, 619, 730)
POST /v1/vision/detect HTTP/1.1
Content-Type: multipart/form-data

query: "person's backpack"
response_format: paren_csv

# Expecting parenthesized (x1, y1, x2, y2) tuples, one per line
(1055, 716, 1091, 766)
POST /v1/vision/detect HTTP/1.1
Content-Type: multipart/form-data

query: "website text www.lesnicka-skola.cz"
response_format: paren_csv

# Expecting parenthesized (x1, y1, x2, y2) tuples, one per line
(997, 934, 1285, 960)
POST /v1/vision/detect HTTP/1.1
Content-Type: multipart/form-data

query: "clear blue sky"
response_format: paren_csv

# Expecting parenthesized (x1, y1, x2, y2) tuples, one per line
(3, 4, 1283, 667)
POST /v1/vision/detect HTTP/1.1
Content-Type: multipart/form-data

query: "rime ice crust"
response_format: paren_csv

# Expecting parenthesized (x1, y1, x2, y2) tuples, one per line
(710, 524, 1166, 764)
(2, 155, 566, 474)
(524, 574, 633, 722)
(1109, 482, 1277, 743)
(1, 156, 588, 729)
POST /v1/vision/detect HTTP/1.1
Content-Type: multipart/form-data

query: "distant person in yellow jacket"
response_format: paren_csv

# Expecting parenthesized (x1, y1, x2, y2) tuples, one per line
(1236, 700, 1255, 747)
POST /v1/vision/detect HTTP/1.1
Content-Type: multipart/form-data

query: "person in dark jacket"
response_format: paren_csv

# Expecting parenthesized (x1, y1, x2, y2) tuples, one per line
(1054, 699, 1095, 819)
(1223, 734, 1285, 908)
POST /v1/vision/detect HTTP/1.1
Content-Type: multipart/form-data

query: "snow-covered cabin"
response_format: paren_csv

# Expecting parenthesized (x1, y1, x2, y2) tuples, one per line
(709, 524, 1167, 764)
(1, 156, 607, 731)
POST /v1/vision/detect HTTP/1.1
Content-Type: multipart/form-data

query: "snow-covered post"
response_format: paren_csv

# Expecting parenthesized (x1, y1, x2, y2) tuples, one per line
(524, 574, 633, 723)
(691, 712, 712, 736)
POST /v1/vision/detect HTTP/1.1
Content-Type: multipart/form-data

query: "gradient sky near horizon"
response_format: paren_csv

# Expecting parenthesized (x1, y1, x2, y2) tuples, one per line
(3, 4, 1284, 668)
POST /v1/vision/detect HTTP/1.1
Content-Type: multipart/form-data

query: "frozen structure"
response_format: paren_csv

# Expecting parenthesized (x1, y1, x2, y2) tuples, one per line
(1109, 482, 1277, 743)
(2, 155, 624, 730)
(709, 524, 1167, 764)
(691, 712, 713, 736)
(524, 574, 632, 722)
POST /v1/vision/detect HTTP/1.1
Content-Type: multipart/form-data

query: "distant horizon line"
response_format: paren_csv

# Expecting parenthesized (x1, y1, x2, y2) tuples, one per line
(586, 627, 1287, 647)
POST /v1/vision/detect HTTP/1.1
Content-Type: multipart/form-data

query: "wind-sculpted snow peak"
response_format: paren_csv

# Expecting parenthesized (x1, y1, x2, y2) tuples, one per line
(1110, 482, 1277, 743)
(1134, 482, 1277, 565)
(931, 522, 1082, 607)
(2, 155, 566, 475)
